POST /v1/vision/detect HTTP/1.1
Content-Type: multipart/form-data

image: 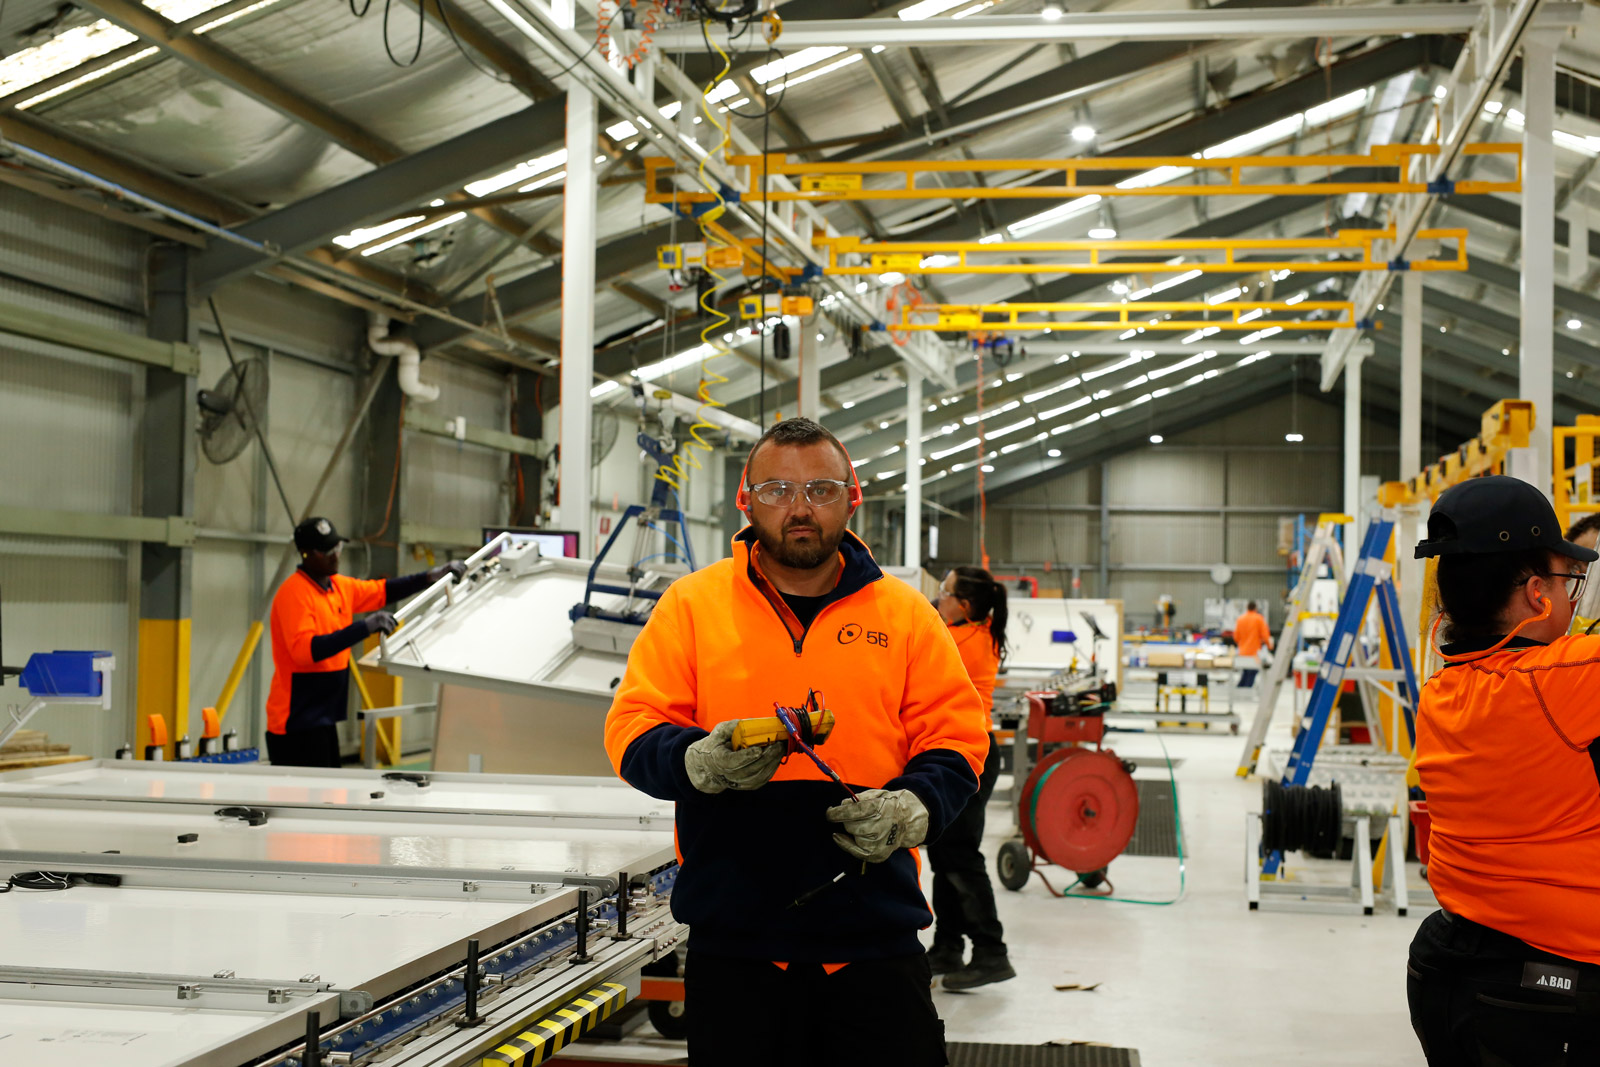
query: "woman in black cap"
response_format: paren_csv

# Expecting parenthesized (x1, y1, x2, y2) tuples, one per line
(1408, 475, 1600, 1064)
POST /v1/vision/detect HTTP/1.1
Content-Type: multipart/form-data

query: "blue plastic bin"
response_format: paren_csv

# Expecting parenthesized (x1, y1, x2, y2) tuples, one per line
(19, 651, 112, 698)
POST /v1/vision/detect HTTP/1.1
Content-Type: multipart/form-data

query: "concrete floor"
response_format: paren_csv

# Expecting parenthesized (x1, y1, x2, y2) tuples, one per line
(927, 715, 1428, 1066)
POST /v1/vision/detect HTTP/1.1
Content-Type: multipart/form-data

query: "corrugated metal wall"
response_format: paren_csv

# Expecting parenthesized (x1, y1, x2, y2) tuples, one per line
(404, 358, 507, 536)
(934, 392, 1385, 628)
(0, 186, 146, 756)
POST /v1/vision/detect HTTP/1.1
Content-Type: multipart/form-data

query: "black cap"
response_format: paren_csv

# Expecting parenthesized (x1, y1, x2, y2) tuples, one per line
(293, 517, 347, 555)
(1415, 476, 1599, 562)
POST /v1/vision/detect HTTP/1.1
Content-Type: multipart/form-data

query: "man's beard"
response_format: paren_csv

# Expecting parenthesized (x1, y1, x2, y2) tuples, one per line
(754, 515, 845, 570)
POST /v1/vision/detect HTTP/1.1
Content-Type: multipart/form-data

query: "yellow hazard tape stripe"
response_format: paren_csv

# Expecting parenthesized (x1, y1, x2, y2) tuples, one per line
(480, 982, 628, 1066)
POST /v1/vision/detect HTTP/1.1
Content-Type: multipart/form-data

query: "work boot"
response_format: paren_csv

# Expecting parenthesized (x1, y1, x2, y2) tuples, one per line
(926, 943, 964, 976)
(942, 952, 1016, 991)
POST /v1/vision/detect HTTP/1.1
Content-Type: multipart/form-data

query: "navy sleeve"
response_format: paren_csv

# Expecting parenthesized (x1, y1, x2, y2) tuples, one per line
(618, 722, 708, 802)
(309, 621, 369, 663)
(385, 571, 433, 602)
(885, 749, 980, 843)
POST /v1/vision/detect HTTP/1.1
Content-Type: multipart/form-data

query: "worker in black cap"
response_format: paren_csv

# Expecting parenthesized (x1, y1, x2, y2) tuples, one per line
(265, 517, 465, 767)
(1407, 475, 1600, 1064)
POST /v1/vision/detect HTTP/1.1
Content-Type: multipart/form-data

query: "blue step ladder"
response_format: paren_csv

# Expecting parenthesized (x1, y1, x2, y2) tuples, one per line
(1261, 512, 1419, 878)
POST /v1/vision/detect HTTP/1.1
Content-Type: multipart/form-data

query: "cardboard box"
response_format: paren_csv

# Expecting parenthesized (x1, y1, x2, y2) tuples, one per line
(1146, 651, 1187, 669)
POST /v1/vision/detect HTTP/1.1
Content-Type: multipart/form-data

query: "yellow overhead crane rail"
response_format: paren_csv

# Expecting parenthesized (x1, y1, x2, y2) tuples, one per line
(816, 227, 1469, 276)
(644, 143, 1522, 205)
(895, 299, 1357, 333)
(657, 226, 1470, 283)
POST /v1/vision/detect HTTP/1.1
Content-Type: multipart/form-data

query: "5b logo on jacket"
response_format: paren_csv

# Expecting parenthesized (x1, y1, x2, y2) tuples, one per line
(838, 622, 888, 648)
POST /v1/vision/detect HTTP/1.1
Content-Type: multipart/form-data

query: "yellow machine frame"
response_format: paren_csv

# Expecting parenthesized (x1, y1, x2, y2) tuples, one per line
(1553, 414, 1600, 536)
(645, 143, 1522, 205)
(889, 299, 1356, 333)
(813, 227, 1469, 276)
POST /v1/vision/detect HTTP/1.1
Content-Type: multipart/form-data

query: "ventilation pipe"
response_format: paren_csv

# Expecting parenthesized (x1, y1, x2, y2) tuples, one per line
(368, 312, 440, 402)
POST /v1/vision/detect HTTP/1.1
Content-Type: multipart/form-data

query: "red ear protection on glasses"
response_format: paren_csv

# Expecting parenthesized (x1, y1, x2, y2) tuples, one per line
(736, 445, 864, 513)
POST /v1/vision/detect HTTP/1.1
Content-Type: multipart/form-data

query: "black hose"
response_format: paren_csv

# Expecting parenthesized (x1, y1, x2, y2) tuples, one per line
(1261, 780, 1343, 855)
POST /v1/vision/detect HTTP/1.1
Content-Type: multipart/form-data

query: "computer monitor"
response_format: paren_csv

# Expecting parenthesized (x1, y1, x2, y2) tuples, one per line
(483, 526, 580, 559)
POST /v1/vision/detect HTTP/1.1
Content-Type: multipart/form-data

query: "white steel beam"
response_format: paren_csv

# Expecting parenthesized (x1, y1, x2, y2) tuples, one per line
(1321, 0, 1579, 391)
(904, 370, 922, 569)
(1522, 28, 1560, 493)
(1344, 350, 1364, 550)
(484, 0, 958, 392)
(657, 4, 1582, 50)
(558, 0, 597, 550)
(1400, 272, 1423, 479)
(799, 331, 822, 421)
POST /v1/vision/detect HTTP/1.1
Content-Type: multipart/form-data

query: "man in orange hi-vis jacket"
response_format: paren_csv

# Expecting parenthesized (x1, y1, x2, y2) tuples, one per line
(605, 417, 987, 1067)
(267, 517, 462, 768)
(1233, 600, 1273, 687)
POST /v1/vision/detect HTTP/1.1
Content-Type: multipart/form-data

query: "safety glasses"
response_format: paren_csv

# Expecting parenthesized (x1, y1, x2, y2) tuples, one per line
(745, 478, 852, 508)
(1546, 569, 1589, 602)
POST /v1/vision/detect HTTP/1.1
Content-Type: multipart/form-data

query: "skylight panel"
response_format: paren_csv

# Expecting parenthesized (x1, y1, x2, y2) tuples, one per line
(898, 0, 969, 20)
(362, 212, 466, 256)
(751, 47, 847, 83)
(333, 215, 426, 250)
(465, 150, 567, 197)
(768, 52, 864, 93)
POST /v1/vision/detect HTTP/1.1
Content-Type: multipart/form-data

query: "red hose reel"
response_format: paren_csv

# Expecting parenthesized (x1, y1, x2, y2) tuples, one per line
(997, 690, 1140, 893)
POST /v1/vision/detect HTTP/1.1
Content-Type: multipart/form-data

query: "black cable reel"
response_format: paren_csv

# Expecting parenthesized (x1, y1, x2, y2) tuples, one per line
(1260, 780, 1343, 857)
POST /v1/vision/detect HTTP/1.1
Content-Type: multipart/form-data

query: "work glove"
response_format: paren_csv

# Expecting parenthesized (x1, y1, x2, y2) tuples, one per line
(826, 788, 929, 863)
(683, 720, 786, 794)
(364, 611, 399, 637)
(428, 561, 467, 584)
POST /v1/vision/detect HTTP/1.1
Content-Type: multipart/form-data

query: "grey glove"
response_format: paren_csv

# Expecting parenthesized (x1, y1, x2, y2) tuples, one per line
(825, 788, 929, 863)
(364, 611, 399, 637)
(429, 561, 467, 583)
(684, 720, 786, 794)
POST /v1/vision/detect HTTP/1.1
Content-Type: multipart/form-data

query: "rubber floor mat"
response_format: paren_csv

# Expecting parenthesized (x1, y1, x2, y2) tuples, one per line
(948, 1041, 1141, 1066)
(1121, 777, 1181, 858)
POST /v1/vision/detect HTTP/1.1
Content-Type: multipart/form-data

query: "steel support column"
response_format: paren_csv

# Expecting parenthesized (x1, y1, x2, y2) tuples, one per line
(361, 377, 405, 581)
(136, 246, 197, 759)
(904, 371, 922, 569)
(798, 333, 822, 421)
(511, 369, 545, 526)
(1098, 463, 1111, 598)
(558, 31, 598, 551)
(1344, 352, 1364, 548)
(1398, 272, 1424, 656)
(1401, 272, 1423, 478)
(1522, 30, 1560, 492)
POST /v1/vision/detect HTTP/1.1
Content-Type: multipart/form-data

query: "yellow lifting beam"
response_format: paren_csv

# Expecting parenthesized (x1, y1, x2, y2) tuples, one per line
(1386, 399, 1537, 507)
(814, 226, 1468, 276)
(892, 300, 1357, 333)
(645, 143, 1522, 205)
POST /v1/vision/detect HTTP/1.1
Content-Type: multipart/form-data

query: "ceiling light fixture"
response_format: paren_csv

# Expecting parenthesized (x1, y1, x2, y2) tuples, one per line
(1088, 226, 1117, 240)
(1070, 124, 1095, 142)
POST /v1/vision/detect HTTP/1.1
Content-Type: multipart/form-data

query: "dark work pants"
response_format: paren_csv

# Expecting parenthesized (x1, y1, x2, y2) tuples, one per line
(1238, 669, 1259, 688)
(1408, 909, 1600, 1066)
(685, 951, 946, 1066)
(928, 733, 1007, 961)
(266, 725, 342, 768)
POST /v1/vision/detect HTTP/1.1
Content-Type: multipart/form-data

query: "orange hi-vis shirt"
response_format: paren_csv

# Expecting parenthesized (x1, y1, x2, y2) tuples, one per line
(950, 618, 1000, 726)
(604, 527, 987, 963)
(267, 569, 387, 734)
(1234, 610, 1273, 658)
(1416, 634, 1600, 964)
